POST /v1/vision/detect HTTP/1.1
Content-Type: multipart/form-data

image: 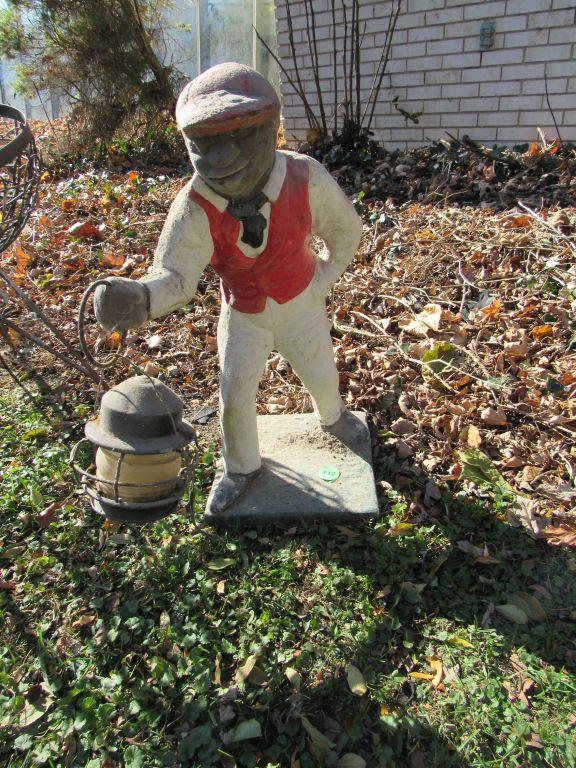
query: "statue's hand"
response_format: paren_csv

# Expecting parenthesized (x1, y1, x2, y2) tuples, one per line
(93, 277, 149, 332)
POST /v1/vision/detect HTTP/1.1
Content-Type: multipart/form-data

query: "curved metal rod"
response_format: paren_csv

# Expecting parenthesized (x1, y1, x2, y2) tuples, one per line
(78, 280, 126, 369)
(0, 104, 33, 166)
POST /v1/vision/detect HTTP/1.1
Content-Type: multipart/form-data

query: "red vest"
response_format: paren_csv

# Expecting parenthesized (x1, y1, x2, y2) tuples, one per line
(190, 155, 315, 314)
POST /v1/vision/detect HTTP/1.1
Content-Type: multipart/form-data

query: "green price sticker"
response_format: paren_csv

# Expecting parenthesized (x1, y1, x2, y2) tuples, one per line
(319, 466, 340, 482)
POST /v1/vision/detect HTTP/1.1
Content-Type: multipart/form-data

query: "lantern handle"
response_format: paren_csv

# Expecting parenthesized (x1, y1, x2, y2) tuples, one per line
(78, 280, 196, 438)
(78, 279, 126, 369)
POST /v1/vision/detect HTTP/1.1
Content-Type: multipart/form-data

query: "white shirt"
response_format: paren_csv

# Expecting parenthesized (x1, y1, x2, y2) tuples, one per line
(140, 150, 363, 319)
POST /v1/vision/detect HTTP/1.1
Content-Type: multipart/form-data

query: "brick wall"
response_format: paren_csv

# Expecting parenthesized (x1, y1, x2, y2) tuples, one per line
(276, 0, 576, 149)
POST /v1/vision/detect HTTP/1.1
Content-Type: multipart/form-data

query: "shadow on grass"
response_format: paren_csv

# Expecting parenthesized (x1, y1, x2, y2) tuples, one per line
(2, 448, 573, 768)
(193, 449, 574, 767)
(274, 506, 573, 766)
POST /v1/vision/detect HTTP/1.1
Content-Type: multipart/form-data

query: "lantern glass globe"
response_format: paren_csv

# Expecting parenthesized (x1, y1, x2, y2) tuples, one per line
(95, 448, 182, 503)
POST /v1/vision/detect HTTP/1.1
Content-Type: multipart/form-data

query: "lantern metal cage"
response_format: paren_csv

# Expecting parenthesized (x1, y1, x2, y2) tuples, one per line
(0, 104, 41, 253)
(70, 439, 197, 524)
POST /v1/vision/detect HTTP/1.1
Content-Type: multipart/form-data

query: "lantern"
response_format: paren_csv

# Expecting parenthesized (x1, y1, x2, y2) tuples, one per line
(71, 375, 197, 524)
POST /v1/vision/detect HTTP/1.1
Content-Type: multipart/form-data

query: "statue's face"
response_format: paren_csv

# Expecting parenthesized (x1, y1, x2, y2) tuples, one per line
(185, 118, 278, 201)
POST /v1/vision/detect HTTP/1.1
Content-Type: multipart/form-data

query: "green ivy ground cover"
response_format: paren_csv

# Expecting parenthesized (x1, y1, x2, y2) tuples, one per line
(0, 392, 574, 768)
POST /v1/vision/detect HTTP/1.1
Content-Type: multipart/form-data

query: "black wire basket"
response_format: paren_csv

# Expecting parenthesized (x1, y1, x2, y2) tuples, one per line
(0, 104, 40, 253)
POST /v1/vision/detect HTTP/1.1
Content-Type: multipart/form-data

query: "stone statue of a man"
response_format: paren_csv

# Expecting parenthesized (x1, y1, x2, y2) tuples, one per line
(93, 62, 363, 515)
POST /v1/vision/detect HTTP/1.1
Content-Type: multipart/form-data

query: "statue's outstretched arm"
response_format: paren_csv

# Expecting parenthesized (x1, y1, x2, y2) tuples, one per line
(140, 180, 213, 320)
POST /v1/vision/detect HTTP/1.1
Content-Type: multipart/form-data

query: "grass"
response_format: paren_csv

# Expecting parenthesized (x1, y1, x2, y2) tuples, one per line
(0, 390, 575, 768)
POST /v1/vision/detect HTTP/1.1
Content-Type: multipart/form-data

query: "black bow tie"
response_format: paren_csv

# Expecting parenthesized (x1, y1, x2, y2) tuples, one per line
(226, 192, 268, 248)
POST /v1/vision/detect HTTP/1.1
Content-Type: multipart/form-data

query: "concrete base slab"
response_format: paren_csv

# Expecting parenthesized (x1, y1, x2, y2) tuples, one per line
(204, 411, 379, 524)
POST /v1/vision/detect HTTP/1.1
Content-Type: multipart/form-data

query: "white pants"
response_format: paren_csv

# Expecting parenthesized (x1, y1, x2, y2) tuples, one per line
(217, 282, 344, 474)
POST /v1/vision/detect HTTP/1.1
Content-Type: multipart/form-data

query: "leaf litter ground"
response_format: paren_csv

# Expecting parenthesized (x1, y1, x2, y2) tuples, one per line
(0, 136, 575, 767)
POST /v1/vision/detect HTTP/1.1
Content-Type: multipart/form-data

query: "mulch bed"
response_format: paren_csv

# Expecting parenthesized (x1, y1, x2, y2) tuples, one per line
(1, 133, 575, 545)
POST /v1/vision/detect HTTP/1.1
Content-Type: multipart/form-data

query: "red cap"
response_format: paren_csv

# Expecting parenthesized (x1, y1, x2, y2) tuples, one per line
(176, 62, 280, 137)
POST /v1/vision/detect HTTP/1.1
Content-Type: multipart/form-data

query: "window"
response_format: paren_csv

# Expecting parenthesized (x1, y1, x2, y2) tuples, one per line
(166, 0, 279, 86)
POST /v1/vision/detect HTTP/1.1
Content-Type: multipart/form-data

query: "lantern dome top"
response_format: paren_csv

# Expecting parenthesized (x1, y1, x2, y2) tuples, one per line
(85, 375, 195, 454)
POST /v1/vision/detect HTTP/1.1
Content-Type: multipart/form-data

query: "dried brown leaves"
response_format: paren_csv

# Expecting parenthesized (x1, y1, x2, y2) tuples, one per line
(1, 162, 575, 545)
(335, 197, 576, 542)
